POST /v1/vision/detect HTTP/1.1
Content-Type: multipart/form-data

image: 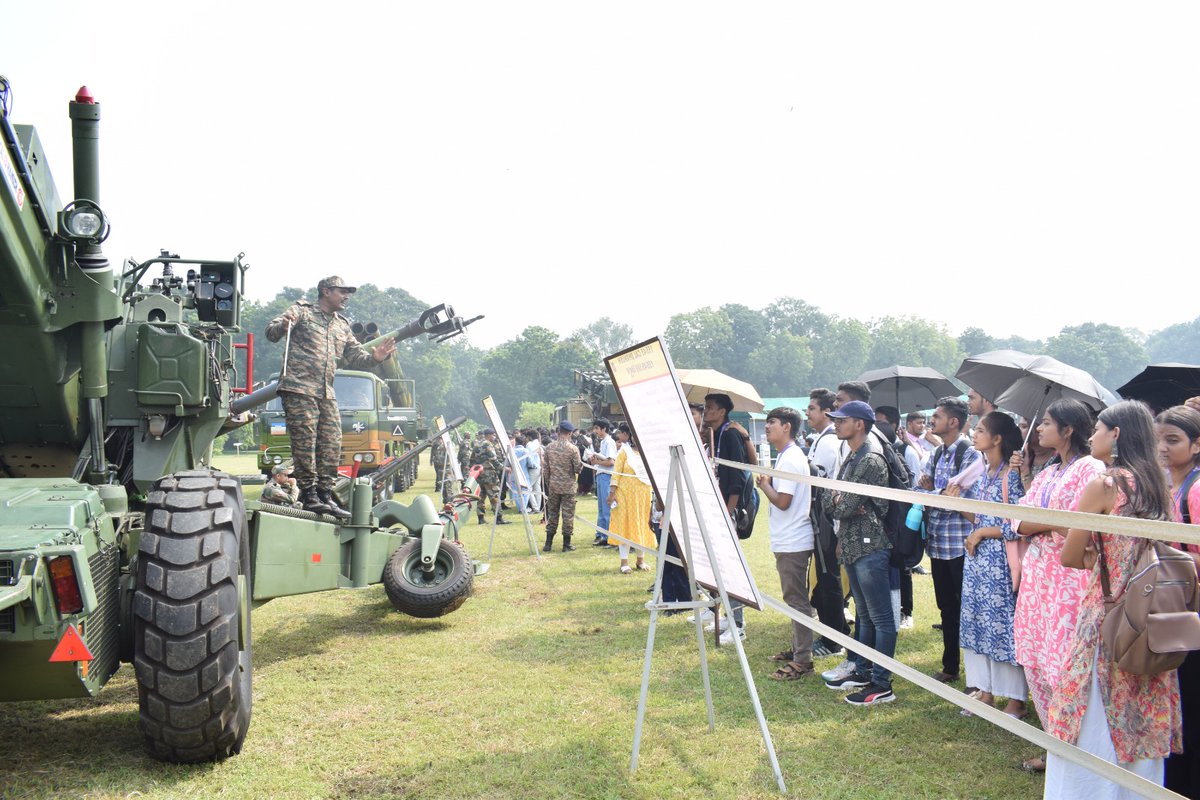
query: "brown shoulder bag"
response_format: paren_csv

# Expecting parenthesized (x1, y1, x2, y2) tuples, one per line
(1098, 535, 1200, 675)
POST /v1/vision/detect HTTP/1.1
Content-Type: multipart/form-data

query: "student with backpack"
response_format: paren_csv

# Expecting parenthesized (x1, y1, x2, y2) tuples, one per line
(819, 401, 897, 706)
(806, 388, 848, 659)
(1157, 405, 1200, 798)
(916, 396, 980, 685)
(1048, 401, 1185, 798)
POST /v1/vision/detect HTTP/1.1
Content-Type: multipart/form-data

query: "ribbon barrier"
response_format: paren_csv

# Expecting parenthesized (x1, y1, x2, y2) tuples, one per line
(709, 454, 1191, 798)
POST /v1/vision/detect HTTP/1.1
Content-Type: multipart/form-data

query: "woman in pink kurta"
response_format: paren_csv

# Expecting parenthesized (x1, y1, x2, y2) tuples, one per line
(1044, 401, 1181, 799)
(1010, 400, 1104, 729)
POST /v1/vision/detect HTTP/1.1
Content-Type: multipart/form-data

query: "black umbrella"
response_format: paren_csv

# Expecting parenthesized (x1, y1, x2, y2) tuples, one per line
(1117, 363, 1200, 412)
(856, 365, 962, 412)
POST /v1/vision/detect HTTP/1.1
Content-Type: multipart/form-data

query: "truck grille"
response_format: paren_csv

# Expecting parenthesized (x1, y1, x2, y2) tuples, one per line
(0, 560, 12, 633)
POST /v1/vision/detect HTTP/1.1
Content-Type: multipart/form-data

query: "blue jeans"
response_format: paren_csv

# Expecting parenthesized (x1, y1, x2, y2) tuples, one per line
(844, 548, 897, 689)
(594, 473, 612, 537)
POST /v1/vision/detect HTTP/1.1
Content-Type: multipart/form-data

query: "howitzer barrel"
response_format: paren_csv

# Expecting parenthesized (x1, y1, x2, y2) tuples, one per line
(229, 380, 279, 416)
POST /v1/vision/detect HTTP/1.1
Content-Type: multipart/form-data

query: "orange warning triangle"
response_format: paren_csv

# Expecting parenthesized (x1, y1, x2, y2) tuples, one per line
(48, 624, 94, 663)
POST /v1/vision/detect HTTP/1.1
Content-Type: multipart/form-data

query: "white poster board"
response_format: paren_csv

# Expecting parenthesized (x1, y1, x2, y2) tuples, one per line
(481, 396, 530, 490)
(605, 338, 760, 609)
(432, 415, 463, 481)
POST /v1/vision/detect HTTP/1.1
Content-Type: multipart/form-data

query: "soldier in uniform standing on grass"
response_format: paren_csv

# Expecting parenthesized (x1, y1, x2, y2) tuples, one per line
(265, 276, 396, 519)
(473, 428, 508, 526)
(543, 421, 583, 552)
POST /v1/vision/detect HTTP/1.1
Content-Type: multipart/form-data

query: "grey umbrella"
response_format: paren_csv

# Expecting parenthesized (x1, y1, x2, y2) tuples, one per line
(988, 354, 1120, 422)
(954, 350, 1041, 408)
(856, 365, 962, 412)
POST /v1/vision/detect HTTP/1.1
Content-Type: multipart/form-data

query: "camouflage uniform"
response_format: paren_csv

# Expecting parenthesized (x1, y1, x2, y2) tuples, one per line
(265, 298, 379, 491)
(430, 438, 447, 492)
(543, 437, 582, 549)
(261, 479, 301, 507)
(472, 437, 504, 520)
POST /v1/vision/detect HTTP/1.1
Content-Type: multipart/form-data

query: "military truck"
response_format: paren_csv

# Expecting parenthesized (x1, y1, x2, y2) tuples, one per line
(551, 369, 626, 429)
(255, 369, 424, 492)
(0, 77, 482, 763)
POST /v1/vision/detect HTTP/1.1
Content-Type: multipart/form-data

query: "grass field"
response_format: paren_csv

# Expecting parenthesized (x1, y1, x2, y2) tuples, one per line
(2, 459, 1046, 799)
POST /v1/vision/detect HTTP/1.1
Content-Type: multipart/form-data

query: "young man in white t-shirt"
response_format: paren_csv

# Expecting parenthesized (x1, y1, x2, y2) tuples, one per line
(756, 406, 816, 680)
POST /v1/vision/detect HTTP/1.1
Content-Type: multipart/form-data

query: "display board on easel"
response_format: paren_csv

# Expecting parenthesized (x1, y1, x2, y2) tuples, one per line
(432, 415, 464, 482)
(604, 338, 760, 608)
(481, 395, 539, 557)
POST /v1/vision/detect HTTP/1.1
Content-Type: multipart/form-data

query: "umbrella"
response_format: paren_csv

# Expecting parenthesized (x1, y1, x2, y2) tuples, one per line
(856, 365, 962, 412)
(676, 368, 765, 413)
(954, 350, 1041, 409)
(1117, 363, 1200, 412)
(988, 354, 1119, 423)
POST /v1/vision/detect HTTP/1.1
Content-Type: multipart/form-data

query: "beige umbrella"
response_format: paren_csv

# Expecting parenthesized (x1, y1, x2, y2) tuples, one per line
(675, 368, 765, 412)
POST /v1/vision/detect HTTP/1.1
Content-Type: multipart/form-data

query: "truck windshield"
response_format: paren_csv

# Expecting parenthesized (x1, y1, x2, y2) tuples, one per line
(334, 375, 375, 411)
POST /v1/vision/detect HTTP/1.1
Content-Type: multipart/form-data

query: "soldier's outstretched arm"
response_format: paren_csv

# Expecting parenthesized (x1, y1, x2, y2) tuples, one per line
(266, 304, 303, 343)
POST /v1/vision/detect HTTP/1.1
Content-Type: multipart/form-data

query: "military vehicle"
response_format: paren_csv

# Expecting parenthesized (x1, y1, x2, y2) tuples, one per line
(551, 369, 626, 429)
(0, 77, 483, 763)
(256, 369, 424, 492)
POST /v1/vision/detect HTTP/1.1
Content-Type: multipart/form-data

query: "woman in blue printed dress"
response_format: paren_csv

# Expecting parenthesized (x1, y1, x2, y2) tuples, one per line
(947, 411, 1028, 718)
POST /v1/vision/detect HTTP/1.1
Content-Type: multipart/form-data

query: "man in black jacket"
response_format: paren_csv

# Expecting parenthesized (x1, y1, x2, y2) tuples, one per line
(704, 392, 751, 644)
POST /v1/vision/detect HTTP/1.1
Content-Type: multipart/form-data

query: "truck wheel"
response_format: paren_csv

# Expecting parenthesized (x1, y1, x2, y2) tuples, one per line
(382, 539, 473, 618)
(133, 470, 253, 763)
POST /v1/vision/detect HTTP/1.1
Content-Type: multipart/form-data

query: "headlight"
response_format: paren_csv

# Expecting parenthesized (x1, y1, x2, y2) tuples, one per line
(353, 454, 363, 462)
(273, 456, 282, 464)
(57, 200, 110, 242)
(362, 453, 375, 463)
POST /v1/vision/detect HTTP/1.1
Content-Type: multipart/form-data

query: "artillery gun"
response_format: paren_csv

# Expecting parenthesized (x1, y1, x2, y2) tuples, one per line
(0, 78, 484, 763)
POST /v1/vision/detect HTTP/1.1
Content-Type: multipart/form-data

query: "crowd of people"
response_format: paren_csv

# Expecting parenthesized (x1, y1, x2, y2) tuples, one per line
(756, 383, 1200, 799)
(423, 383, 1200, 798)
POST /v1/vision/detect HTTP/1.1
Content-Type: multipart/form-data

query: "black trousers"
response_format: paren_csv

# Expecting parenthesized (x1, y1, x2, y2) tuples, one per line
(931, 556, 964, 675)
(811, 534, 849, 649)
(1167, 649, 1200, 798)
(900, 568, 913, 617)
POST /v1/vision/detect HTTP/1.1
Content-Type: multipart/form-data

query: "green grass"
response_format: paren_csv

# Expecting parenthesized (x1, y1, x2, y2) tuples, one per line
(1, 460, 1045, 799)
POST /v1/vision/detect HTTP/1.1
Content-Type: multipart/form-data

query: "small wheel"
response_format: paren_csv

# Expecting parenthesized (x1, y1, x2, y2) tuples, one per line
(382, 538, 473, 618)
(133, 470, 253, 763)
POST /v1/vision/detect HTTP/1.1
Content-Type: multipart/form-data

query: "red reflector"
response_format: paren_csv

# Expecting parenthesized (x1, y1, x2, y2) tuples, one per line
(48, 556, 84, 614)
(311, 553, 322, 563)
(49, 623, 94, 663)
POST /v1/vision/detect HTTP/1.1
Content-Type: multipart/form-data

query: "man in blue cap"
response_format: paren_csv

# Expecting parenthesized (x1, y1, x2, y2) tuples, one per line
(819, 400, 897, 706)
(543, 421, 583, 551)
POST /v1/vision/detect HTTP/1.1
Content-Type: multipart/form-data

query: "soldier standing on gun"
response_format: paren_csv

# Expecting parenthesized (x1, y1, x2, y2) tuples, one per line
(473, 428, 508, 526)
(265, 276, 396, 519)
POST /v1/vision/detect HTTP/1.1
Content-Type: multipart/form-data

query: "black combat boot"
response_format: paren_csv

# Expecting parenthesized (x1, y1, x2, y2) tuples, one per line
(494, 512, 510, 525)
(302, 486, 332, 515)
(562, 534, 575, 552)
(543, 532, 554, 552)
(317, 488, 351, 521)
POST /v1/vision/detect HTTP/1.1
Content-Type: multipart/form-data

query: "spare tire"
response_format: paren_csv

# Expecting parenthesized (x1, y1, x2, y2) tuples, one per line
(383, 538, 473, 618)
(133, 470, 253, 763)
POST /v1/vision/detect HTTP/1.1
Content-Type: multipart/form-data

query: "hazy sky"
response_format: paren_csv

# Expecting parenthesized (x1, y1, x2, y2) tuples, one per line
(6, 2, 1198, 348)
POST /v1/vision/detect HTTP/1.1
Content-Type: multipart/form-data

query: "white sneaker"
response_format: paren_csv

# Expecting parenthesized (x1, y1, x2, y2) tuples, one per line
(718, 625, 746, 645)
(688, 607, 715, 625)
(821, 659, 857, 683)
(899, 614, 914, 630)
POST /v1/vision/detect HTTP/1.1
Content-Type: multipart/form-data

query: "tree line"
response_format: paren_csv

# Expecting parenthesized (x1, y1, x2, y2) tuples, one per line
(238, 287, 1200, 425)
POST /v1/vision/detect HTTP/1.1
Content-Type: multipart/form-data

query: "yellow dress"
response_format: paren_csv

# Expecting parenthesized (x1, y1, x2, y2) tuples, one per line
(607, 448, 656, 550)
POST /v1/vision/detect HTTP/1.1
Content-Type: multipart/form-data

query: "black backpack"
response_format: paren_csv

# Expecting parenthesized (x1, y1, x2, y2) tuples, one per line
(1180, 469, 1200, 525)
(806, 431, 838, 554)
(869, 430, 922, 569)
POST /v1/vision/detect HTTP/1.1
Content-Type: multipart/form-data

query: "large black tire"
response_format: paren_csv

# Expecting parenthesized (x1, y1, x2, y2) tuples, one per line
(383, 539, 473, 618)
(132, 470, 253, 763)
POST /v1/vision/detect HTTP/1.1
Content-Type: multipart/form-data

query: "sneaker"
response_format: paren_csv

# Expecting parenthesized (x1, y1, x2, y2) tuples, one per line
(845, 684, 896, 706)
(812, 642, 844, 659)
(718, 625, 747, 645)
(688, 608, 715, 625)
(899, 614, 914, 630)
(825, 671, 871, 691)
(820, 659, 858, 683)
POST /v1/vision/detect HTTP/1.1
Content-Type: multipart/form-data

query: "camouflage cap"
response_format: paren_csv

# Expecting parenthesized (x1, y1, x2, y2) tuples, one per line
(271, 464, 293, 476)
(317, 276, 356, 294)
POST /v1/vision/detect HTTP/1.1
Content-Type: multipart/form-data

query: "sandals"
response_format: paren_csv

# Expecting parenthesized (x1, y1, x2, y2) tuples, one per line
(619, 565, 633, 574)
(769, 662, 814, 681)
(770, 650, 795, 663)
(635, 562, 651, 571)
(1021, 756, 1047, 773)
